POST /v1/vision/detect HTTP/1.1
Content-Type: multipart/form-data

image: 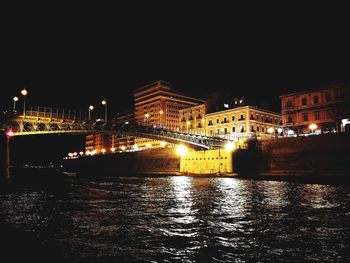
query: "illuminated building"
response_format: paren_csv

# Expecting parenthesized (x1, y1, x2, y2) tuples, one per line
(85, 133, 111, 154)
(205, 106, 282, 140)
(179, 103, 207, 134)
(281, 83, 350, 135)
(134, 80, 205, 131)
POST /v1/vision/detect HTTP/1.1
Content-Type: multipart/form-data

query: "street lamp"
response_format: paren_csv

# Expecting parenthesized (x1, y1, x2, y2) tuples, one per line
(88, 105, 94, 121)
(101, 99, 107, 122)
(309, 123, 317, 134)
(21, 88, 28, 117)
(13, 96, 19, 111)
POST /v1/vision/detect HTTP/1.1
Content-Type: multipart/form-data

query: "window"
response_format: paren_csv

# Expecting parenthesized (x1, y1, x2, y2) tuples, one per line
(216, 119, 219, 124)
(224, 128, 227, 134)
(232, 115, 235, 121)
(232, 126, 236, 132)
(314, 111, 320, 120)
(302, 98, 307, 106)
(327, 109, 334, 118)
(313, 96, 319, 104)
(251, 125, 255, 132)
(303, 112, 308, 122)
(326, 93, 332, 101)
(257, 126, 260, 132)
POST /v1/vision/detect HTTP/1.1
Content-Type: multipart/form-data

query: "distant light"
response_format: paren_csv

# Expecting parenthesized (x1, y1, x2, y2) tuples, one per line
(287, 129, 295, 136)
(125, 121, 129, 124)
(176, 145, 188, 157)
(133, 144, 139, 151)
(160, 141, 166, 147)
(159, 110, 163, 114)
(145, 113, 149, 118)
(89, 105, 94, 110)
(68, 153, 73, 157)
(146, 143, 151, 148)
(79, 151, 84, 155)
(13, 96, 19, 102)
(224, 103, 229, 108)
(277, 128, 283, 134)
(225, 142, 235, 152)
(21, 88, 28, 96)
(111, 147, 116, 152)
(267, 127, 274, 134)
(121, 146, 126, 151)
(186, 121, 190, 125)
(309, 123, 317, 130)
(101, 99, 107, 105)
(85, 150, 91, 155)
(101, 148, 106, 154)
(6, 130, 14, 137)
(239, 99, 243, 103)
(73, 152, 78, 156)
(201, 118, 205, 123)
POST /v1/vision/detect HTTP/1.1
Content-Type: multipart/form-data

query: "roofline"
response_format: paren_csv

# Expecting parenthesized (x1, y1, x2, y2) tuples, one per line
(205, 105, 281, 117)
(280, 82, 350, 98)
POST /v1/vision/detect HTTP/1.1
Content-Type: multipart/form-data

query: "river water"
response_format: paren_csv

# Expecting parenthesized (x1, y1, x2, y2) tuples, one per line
(1, 174, 350, 262)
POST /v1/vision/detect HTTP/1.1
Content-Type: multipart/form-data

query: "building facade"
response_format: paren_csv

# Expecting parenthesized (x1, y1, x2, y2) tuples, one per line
(281, 83, 350, 135)
(205, 106, 282, 140)
(85, 133, 111, 154)
(179, 103, 207, 134)
(134, 80, 205, 131)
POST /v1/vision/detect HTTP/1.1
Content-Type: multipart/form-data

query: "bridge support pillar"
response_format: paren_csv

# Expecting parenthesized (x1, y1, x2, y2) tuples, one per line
(0, 131, 10, 182)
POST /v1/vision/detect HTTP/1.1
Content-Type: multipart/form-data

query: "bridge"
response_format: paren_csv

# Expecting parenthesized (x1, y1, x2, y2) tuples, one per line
(1, 106, 231, 150)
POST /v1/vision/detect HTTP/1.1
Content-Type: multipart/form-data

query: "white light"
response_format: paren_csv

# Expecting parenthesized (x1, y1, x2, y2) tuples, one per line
(287, 130, 295, 136)
(101, 99, 107, 105)
(277, 128, 283, 134)
(79, 151, 84, 155)
(176, 145, 188, 157)
(13, 96, 19, 102)
(89, 105, 94, 110)
(111, 147, 116, 152)
(85, 150, 91, 155)
(146, 143, 151, 148)
(101, 149, 106, 153)
(21, 88, 28, 96)
(224, 103, 229, 108)
(73, 152, 78, 156)
(267, 127, 274, 134)
(225, 142, 235, 152)
(160, 141, 166, 147)
(121, 146, 126, 151)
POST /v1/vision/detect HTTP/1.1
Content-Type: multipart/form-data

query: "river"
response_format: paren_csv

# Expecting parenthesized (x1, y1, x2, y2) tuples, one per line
(1, 174, 350, 262)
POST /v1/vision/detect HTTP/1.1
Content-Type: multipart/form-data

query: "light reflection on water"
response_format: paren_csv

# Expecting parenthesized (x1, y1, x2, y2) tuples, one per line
(1, 175, 350, 262)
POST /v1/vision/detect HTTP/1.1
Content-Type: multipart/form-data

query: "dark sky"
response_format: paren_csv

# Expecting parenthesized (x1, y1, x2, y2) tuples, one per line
(1, 4, 349, 164)
(2, 4, 348, 116)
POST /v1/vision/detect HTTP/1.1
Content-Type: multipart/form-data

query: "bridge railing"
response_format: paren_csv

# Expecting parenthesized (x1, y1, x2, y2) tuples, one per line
(23, 106, 90, 121)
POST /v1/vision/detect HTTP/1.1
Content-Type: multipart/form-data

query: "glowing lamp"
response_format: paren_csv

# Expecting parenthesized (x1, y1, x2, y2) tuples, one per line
(267, 127, 274, 134)
(160, 141, 166, 147)
(111, 147, 116, 152)
(176, 145, 188, 157)
(101, 149, 106, 154)
(6, 130, 14, 138)
(121, 146, 126, 151)
(225, 142, 235, 152)
(309, 123, 317, 130)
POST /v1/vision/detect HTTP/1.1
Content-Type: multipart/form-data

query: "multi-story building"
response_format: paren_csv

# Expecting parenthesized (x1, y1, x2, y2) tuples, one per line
(281, 83, 350, 135)
(179, 103, 207, 134)
(85, 133, 111, 154)
(134, 80, 205, 131)
(205, 106, 282, 140)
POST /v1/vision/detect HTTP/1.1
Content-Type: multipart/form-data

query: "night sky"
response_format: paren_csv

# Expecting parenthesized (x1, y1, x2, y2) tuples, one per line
(1, 4, 348, 164)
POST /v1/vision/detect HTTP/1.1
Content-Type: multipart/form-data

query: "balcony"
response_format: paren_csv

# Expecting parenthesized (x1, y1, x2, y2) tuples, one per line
(197, 115, 202, 118)
(181, 118, 186, 122)
(221, 120, 229, 124)
(208, 123, 213, 126)
(238, 118, 245, 121)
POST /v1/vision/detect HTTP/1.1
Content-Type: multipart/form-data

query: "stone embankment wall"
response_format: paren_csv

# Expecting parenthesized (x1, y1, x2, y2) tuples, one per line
(63, 148, 180, 174)
(258, 134, 350, 175)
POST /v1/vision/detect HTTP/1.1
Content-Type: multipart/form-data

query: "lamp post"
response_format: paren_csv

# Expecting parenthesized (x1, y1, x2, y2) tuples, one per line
(101, 99, 107, 122)
(13, 96, 18, 111)
(88, 105, 94, 121)
(21, 88, 28, 117)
